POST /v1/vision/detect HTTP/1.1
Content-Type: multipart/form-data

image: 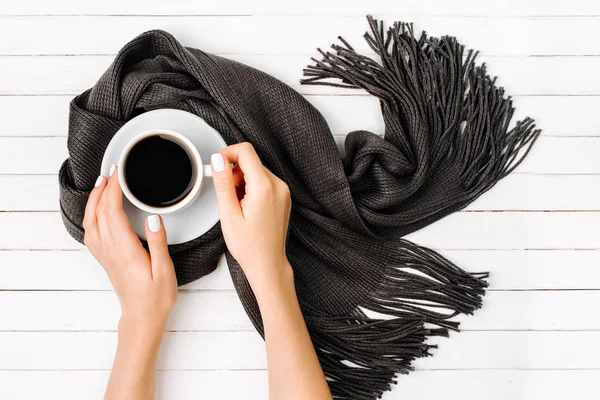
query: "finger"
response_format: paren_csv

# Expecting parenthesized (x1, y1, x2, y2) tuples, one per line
(96, 181, 114, 248)
(145, 214, 175, 280)
(105, 165, 123, 210)
(95, 166, 118, 254)
(100, 165, 140, 251)
(211, 151, 243, 224)
(107, 166, 141, 245)
(220, 143, 269, 186)
(83, 174, 108, 244)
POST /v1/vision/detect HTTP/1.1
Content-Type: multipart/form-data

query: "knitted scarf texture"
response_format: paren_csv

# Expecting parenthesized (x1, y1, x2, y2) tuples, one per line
(59, 16, 540, 399)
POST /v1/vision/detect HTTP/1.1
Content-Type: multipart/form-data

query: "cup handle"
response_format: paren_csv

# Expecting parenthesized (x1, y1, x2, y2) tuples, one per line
(203, 164, 213, 178)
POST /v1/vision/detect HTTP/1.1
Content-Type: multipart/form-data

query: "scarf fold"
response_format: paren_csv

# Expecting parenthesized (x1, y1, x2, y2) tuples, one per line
(59, 16, 540, 399)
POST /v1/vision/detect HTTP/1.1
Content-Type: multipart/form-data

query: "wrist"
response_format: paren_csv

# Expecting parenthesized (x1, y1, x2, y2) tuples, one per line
(248, 260, 295, 306)
(118, 313, 168, 350)
(113, 316, 165, 378)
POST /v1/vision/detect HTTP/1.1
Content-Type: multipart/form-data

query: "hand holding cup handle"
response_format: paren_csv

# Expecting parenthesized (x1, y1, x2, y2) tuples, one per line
(209, 142, 293, 297)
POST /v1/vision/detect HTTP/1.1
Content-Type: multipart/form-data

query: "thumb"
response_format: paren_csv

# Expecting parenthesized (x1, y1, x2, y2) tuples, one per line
(211, 152, 242, 224)
(145, 214, 173, 277)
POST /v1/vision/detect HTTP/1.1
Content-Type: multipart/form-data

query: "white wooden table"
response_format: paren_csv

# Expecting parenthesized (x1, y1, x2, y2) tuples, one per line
(1, 1, 599, 398)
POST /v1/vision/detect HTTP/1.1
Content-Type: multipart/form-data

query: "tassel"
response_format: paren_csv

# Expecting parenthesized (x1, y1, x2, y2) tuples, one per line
(302, 15, 541, 209)
(305, 239, 488, 399)
(301, 15, 537, 398)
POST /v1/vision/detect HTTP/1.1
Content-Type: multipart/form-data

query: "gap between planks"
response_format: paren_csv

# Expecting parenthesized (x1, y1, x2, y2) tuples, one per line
(2, 210, 600, 214)
(0, 93, 599, 97)
(1, 54, 600, 58)
(3, 368, 597, 371)
(2, 172, 600, 176)
(0, 13, 596, 17)
(1, 288, 599, 292)
(0, 329, 599, 333)
(2, 248, 599, 251)
(1, 14, 600, 18)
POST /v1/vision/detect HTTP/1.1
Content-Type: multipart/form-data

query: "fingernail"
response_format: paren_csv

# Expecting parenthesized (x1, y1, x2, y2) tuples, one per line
(109, 164, 116, 176)
(211, 153, 225, 172)
(148, 215, 161, 232)
(94, 175, 105, 188)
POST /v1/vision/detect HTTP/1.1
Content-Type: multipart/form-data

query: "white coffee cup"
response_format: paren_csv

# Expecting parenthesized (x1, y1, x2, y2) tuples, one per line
(117, 129, 212, 215)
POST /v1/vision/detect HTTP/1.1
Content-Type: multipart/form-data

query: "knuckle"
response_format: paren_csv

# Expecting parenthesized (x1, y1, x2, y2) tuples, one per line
(130, 252, 148, 266)
(278, 181, 290, 197)
(255, 178, 274, 196)
(99, 205, 111, 219)
(96, 201, 107, 217)
(240, 142, 254, 152)
(99, 200, 115, 218)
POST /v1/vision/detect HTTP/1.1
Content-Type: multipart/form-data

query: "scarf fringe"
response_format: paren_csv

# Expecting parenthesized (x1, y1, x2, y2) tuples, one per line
(302, 15, 541, 205)
(306, 240, 488, 400)
(300, 16, 510, 398)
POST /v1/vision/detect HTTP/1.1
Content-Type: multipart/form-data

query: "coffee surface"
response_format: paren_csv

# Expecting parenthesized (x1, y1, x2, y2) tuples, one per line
(125, 135, 195, 207)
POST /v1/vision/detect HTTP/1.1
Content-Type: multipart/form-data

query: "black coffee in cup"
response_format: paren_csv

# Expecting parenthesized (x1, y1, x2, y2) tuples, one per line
(124, 135, 196, 207)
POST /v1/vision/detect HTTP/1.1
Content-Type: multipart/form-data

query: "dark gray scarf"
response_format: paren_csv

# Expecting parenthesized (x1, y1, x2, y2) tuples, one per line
(59, 16, 540, 399)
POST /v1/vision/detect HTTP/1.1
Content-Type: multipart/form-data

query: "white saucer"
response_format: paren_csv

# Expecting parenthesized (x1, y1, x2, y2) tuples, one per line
(101, 109, 227, 244)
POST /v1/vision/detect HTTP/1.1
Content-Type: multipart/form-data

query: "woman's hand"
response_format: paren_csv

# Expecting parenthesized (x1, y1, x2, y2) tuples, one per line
(84, 166, 178, 400)
(83, 166, 178, 333)
(210, 143, 332, 400)
(210, 143, 293, 298)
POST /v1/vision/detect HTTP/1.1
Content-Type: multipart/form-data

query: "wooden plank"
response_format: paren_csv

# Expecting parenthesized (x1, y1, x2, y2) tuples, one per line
(2, 0, 599, 16)
(1, 212, 599, 250)
(0, 291, 253, 332)
(388, 370, 600, 400)
(0, 175, 59, 211)
(0, 16, 598, 56)
(457, 291, 600, 331)
(0, 55, 598, 96)
(0, 250, 235, 290)
(0, 96, 71, 137)
(2, 136, 599, 174)
(465, 175, 600, 211)
(0, 0, 251, 15)
(3, 174, 599, 212)
(0, 290, 598, 331)
(0, 331, 267, 370)
(0, 370, 269, 400)
(1, 250, 598, 291)
(415, 331, 600, 369)
(510, 96, 600, 137)
(444, 250, 600, 290)
(0, 213, 84, 250)
(1, 95, 598, 138)
(0, 138, 67, 175)
(0, 331, 596, 370)
(513, 137, 600, 174)
(408, 212, 600, 250)
(0, 370, 597, 400)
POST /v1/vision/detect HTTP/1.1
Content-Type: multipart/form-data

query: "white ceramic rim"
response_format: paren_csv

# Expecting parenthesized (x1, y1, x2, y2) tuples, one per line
(117, 129, 206, 215)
